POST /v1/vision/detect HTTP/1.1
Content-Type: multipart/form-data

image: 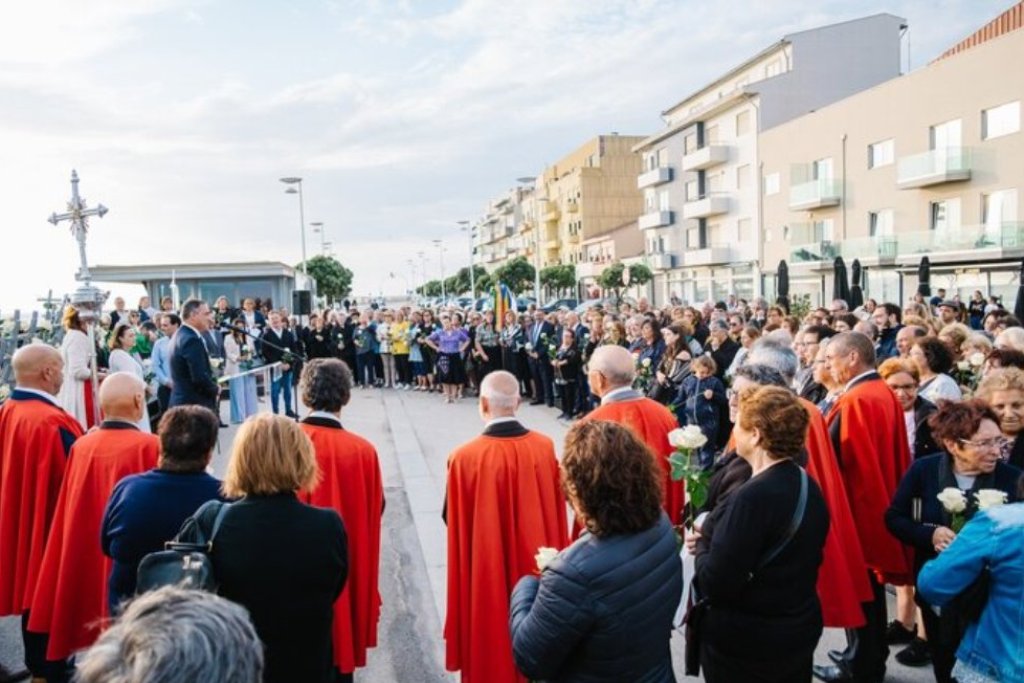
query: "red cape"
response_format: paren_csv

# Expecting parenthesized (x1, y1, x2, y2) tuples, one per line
(828, 378, 913, 584)
(585, 398, 684, 525)
(300, 422, 383, 674)
(445, 430, 568, 683)
(800, 398, 872, 628)
(28, 425, 159, 660)
(0, 395, 83, 616)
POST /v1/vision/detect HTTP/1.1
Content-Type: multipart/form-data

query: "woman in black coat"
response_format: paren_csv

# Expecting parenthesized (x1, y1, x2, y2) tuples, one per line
(885, 400, 1021, 683)
(182, 414, 348, 683)
(509, 420, 682, 683)
(552, 328, 581, 420)
(692, 386, 829, 683)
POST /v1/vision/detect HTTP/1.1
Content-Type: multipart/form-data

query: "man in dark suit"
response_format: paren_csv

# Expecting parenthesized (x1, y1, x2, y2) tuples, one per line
(168, 299, 220, 414)
(261, 310, 300, 418)
(526, 310, 555, 407)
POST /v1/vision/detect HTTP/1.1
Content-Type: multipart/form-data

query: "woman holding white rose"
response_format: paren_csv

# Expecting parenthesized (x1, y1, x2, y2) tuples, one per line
(885, 399, 1021, 683)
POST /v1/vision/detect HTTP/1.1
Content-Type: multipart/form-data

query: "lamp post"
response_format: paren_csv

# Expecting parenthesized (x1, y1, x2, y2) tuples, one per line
(458, 219, 474, 300)
(517, 177, 544, 302)
(310, 221, 326, 255)
(280, 177, 307, 279)
(432, 239, 446, 300)
(417, 251, 427, 297)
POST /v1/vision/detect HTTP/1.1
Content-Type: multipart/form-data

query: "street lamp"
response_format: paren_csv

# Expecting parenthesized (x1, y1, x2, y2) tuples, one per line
(517, 177, 544, 302)
(458, 219, 474, 300)
(280, 177, 307, 277)
(432, 239, 447, 300)
(310, 221, 326, 255)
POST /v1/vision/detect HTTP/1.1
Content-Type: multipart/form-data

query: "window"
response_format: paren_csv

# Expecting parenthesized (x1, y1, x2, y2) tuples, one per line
(685, 180, 699, 202)
(684, 133, 698, 154)
(983, 101, 1020, 140)
(764, 172, 780, 196)
(643, 152, 657, 171)
(765, 59, 781, 78)
(736, 110, 752, 136)
(707, 222, 724, 245)
(930, 119, 962, 150)
(737, 218, 752, 242)
(687, 226, 703, 249)
(869, 209, 894, 237)
(706, 124, 720, 144)
(813, 219, 835, 242)
(659, 190, 670, 211)
(657, 148, 669, 167)
(868, 139, 894, 169)
(707, 171, 724, 193)
(983, 189, 1019, 228)
(644, 188, 656, 212)
(930, 198, 961, 232)
(736, 164, 751, 190)
(812, 158, 834, 181)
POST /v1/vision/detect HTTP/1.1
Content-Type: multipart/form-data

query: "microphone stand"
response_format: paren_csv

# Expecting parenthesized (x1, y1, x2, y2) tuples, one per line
(218, 323, 308, 363)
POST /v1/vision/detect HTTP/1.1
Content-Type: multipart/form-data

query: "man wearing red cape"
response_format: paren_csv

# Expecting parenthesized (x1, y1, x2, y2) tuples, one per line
(583, 345, 684, 525)
(28, 372, 159, 671)
(816, 332, 913, 683)
(0, 345, 83, 681)
(299, 359, 383, 683)
(445, 370, 568, 683)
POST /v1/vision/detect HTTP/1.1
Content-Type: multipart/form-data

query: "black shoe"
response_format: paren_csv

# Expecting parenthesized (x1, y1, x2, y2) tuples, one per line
(827, 649, 846, 666)
(895, 637, 931, 667)
(285, 411, 298, 419)
(0, 667, 30, 683)
(885, 619, 916, 645)
(546, 402, 555, 408)
(219, 421, 229, 429)
(529, 400, 544, 406)
(812, 664, 854, 683)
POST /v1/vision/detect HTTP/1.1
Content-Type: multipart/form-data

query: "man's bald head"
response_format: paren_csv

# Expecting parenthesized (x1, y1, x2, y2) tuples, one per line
(588, 345, 636, 395)
(99, 372, 146, 423)
(12, 343, 64, 396)
(479, 370, 520, 419)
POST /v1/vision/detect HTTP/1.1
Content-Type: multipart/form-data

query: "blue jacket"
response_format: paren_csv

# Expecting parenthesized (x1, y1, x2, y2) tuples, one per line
(876, 324, 901, 361)
(509, 514, 681, 683)
(168, 325, 219, 411)
(918, 502, 1024, 683)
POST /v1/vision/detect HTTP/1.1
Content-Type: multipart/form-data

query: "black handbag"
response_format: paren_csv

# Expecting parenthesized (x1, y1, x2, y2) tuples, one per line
(136, 501, 231, 594)
(684, 469, 808, 676)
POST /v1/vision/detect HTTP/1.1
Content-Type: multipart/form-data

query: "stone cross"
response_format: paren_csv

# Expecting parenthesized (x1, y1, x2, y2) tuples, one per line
(48, 170, 108, 284)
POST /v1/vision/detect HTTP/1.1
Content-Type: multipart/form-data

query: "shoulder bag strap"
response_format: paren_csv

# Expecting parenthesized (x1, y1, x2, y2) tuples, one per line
(753, 468, 808, 574)
(208, 503, 232, 549)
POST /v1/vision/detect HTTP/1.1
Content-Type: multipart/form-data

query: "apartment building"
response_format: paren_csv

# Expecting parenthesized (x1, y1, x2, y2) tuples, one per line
(474, 187, 524, 272)
(575, 220, 645, 294)
(633, 13, 907, 305)
(761, 11, 1024, 307)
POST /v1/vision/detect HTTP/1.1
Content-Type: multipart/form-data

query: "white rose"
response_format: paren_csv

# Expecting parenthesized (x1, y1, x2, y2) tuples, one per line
(937, 487, 967, 514)
(37, 320, 53, 332)
(956, 360, 971, 372)
(969, 352, 986, 368)
(0, 384, 11, 401)
(524, 342, 533, 351)
(974, 489, 1008, 510)
(642, 358, 652, 368)
(668, 425, 708, 450)
(535, 546, 559, 572)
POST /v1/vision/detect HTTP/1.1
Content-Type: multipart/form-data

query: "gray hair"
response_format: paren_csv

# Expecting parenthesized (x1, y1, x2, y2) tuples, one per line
(746, 339, 799, 384)
(709, 319, 729, 333)
(180, 298, 205, 321)
(733, 363, 788, 389)
(74, 587, 263, 683)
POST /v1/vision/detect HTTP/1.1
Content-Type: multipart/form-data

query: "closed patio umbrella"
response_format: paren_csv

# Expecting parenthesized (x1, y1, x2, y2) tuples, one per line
(777, 260, 790, 313)
(850, 259, 864, 309)
(1014, 259, 1024, 322)
(917, 256, 931, 298)
(832, 257, 850, 306)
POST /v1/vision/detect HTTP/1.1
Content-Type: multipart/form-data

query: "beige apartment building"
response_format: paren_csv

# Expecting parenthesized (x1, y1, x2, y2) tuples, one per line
(575, 220, 645, 295)
(761, 15, 1024, 307)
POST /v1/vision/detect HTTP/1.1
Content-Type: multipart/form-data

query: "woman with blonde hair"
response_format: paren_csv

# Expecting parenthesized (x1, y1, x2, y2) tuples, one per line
(180, 413, 347, 683)
(938, 323, 971, 359)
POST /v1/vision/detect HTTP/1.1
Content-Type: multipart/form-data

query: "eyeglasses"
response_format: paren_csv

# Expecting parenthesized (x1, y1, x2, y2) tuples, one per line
(959, 436, 1008, 451)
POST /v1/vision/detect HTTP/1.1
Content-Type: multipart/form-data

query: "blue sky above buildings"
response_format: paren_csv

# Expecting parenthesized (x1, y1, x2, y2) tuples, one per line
(0, 0, 1013, 308)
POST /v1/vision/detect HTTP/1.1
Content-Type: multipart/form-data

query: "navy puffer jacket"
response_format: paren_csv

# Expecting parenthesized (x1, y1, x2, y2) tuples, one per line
(509, 514, 682, 682)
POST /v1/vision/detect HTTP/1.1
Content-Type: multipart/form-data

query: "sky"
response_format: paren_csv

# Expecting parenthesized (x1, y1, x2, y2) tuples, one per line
(0, 0, 1013, 311)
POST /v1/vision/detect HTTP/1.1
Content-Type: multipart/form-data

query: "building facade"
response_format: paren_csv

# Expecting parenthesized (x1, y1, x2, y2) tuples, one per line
(760, 20, 1024, 307)
(633, 13, 907, 306)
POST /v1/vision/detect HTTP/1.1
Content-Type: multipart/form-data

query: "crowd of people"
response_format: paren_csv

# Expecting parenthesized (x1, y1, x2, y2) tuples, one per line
(2, 287, 1024, 683)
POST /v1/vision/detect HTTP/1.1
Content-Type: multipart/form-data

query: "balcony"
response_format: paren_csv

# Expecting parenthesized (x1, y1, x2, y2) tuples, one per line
(897, 147, 972, 189)
(637, 166, 674, 189)
(682, 145, 729, 172)
(543, 206, 561, 222)
(566, 231, 581, 243)
(681, 194, 728, 220)
(789, 236, 898, 265)
(897, 223, 1024, 259)
(681, 245, 732, 267)
(788, 179, 842, 211)
(566, 199, 580, 213)
(647, 253, 676, 270)
(576, 260, 610, 279)
(638, 210, 675, 230)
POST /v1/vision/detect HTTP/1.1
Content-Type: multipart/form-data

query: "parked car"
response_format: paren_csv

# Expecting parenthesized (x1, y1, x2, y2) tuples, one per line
(515, 296, 536, 313)
(541, 298, 578, 313)
(574, 296, 635, 316)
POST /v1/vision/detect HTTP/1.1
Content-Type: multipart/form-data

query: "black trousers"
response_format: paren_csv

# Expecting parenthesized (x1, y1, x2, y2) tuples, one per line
(529, 359, 554, 406)
(919, 596, 963, 683)
(838, 571, 889, 681)
(560, 381, 578, 417)
(394, 354, 411, 384)
(22, 612, 71, 682)
(157, 385, 171, 413)
(701, 639, 813, 683)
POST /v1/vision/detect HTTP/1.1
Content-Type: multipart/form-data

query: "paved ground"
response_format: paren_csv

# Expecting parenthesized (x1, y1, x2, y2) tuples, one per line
(1, 387, 935, 682)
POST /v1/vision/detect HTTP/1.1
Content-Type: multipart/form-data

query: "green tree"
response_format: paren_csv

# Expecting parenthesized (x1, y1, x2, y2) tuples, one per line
(493, 256, 536, 296)
(422, 280, 442, 297)
(540, 264, 577, 297)
(301, 255, 353, 303)
(597, 262, 653, 304)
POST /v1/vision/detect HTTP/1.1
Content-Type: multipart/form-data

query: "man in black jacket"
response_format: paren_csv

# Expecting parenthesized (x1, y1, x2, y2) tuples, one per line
(168, 299, 220, 413)
(261, 310, 300, 418)
(526, 310, 556, 407)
